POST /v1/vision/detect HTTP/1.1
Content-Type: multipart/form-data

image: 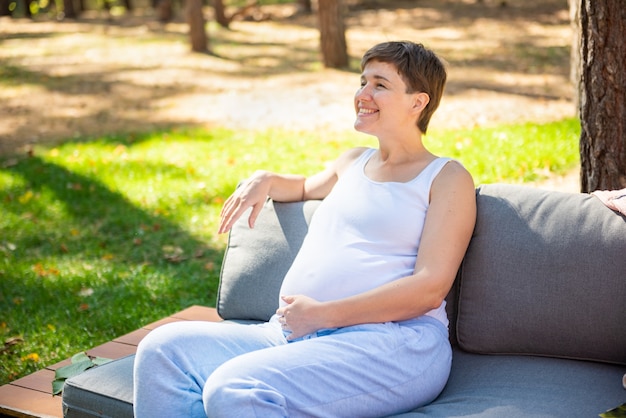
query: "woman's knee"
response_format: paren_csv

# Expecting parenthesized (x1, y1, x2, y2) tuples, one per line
(202, 359, 287, 417)
(136, 322, 180, 358)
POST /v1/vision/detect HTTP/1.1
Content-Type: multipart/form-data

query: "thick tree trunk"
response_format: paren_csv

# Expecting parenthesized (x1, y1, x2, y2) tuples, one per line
(579, 0, 626, 192)
(568, 0, 580, 115)
(317, 0, 348, 69)
(186, 0, 208, 53)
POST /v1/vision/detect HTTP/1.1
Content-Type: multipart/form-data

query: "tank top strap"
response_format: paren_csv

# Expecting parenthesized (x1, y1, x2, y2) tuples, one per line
(418, 157, 452, 188)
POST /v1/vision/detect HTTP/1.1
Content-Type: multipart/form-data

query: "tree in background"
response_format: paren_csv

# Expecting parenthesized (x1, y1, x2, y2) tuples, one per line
(576, 0, 626, 192)
(317, 0, 348, 69)
(186, 0, 208, 53)
(62, 0, 76, 18)
(0, 0, 12, 15)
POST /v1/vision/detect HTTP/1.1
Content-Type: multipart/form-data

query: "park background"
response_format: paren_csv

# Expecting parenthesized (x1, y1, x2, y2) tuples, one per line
(1, 0, 580, 386)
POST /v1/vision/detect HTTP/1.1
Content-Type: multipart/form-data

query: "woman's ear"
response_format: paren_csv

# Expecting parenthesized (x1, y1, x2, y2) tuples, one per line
(412, 92, 430, 114)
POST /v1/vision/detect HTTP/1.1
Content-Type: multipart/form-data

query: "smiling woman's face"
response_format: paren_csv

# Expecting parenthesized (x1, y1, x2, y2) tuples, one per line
(353, 60, 425, 137)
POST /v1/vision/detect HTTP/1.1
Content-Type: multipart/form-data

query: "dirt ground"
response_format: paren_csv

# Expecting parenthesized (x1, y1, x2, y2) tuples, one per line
(0, 0, 579, 190)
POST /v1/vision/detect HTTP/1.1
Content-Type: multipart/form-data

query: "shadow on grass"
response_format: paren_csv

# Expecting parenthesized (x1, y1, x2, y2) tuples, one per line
(0, 154, 223, 384)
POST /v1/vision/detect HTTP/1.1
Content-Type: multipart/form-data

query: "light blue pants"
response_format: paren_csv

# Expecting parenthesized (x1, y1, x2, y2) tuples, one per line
(133, 315, 451, 418)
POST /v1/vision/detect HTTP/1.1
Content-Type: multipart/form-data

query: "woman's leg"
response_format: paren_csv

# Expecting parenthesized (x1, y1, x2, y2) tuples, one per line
(133, 319, 286, 418)
(203, 317, 451, 418)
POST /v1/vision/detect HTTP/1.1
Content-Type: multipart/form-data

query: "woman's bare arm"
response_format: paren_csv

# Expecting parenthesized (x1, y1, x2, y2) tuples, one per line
(218, 147, 367, 234)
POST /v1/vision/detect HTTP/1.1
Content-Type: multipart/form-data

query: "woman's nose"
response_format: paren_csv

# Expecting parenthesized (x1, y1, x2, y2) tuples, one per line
(355, 85, 372, 101)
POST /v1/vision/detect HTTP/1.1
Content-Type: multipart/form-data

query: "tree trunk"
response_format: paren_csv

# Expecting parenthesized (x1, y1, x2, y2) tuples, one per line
(186, 0, 208, 53)
(579, 0, 626, 192)
(63, 0, 77, 18)
(317, 0, 348, 69)
(0, 0, 10, 16)
(213, 0, 229, 28)
(24, 0, 32, 17)
(156, 0, 173, 22)
(568, 0, 580, 115)
(297, 0, 312, 14)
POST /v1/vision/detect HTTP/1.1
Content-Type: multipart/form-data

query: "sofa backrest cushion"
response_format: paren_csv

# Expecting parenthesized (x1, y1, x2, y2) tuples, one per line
(218, 198, 321, 321)
(217, 196, 461, 327)
(456, 184, 626, 365)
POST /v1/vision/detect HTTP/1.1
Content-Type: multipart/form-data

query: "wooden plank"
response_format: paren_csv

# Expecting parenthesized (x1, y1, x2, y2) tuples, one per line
(0, 384, 61, 418)
(86, 340, 138, 360)
(9, 369, 55, 395)
(170, 305, 222, 322)
(0, 306, 220, 418)
(116, 307, 220, 345)
(113, 327, 150, 346)
(45, 358, 72, 372)
(142, 315, 181, 330)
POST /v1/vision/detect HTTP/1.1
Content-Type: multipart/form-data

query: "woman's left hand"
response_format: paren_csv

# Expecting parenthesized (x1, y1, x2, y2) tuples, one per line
(276, 295, 326, 340)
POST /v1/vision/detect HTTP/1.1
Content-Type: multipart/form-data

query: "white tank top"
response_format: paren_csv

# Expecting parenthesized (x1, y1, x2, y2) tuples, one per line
(279, 148, 452, 327)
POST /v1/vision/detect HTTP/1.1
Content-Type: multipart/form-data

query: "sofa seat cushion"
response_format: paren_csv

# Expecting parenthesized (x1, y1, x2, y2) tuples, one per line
(456, 184, 626, 365)
(396, 349, 626, 417)
(62, 354, 134, 418)
(62, 349, 626, 418)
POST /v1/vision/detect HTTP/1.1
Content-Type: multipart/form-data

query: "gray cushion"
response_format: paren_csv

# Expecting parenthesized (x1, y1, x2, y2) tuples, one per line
(456, 184, 626, 365)
(217, 198, 321, 321)
(394, 349, 626, 417)
(62, 355, 134, 418)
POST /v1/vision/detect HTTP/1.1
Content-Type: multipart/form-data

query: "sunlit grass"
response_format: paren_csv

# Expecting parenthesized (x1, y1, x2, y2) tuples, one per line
(427, 118, 580, 185)
(0, 119, 580, 385)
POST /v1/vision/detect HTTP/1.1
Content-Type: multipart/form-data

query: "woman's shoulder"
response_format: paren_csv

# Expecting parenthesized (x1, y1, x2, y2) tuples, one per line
(431, 159, 476, 199)
(334, 147, 373, 175)
(343, 146, 373, 160)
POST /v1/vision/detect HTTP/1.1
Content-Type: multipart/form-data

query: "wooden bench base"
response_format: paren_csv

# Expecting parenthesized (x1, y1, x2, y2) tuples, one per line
(0, 305, 221, 418)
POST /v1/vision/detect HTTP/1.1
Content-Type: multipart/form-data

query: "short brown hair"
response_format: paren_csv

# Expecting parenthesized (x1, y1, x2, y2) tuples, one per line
(361, 41, 447, 134)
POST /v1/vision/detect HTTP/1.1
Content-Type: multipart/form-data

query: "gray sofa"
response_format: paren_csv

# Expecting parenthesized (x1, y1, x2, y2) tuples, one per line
(62, 184, 626, 417)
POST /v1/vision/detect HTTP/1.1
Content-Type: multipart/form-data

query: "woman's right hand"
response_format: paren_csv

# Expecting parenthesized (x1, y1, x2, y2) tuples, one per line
(218, 171, 273, 234)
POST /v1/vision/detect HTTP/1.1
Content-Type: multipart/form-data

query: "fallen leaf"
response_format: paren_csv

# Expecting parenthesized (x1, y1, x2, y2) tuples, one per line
(52, 352, 112, 396)
(18, 190, 34, 204)
(33, 263, 59, 277)
(3, 336, 24, 351)
(162, 245, 186, 263)
(78, 287, 94, 297)
(21, 352, 40, 362)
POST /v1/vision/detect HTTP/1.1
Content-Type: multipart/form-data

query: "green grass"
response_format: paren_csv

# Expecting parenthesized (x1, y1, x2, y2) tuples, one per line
(0, 119, 579, 386)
